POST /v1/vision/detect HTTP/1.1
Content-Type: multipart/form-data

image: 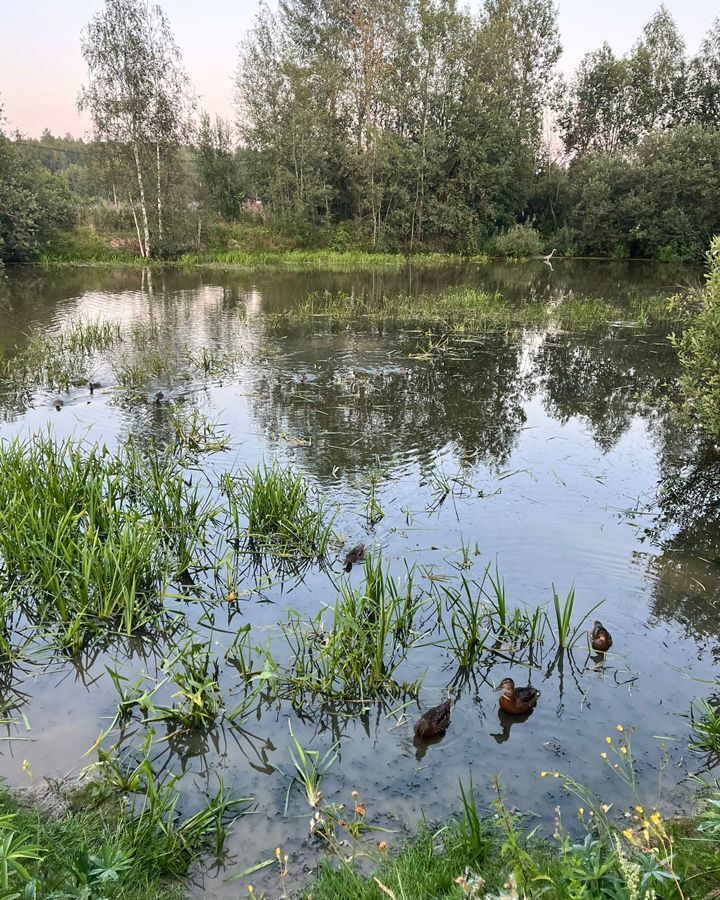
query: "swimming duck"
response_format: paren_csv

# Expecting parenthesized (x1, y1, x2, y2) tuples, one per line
(498, 678, 540, 716)
(343, 543, 365, 573)
(414, 698, 453, 740)
(154, 391, 165, 403)
(53, 399, 64, 411)
(590, 620, 613, 652)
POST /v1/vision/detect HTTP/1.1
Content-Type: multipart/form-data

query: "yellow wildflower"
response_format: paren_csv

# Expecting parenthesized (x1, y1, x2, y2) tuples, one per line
(600, 752, 608, 759)
(605, 736, 612, 744)
(540, 771, 548, 778)
(620, 746, 628, 755)
(616, 724, 624, 732)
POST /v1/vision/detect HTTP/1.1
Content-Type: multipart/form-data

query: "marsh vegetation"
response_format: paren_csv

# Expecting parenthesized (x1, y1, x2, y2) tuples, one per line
(0, 257, 719, 898)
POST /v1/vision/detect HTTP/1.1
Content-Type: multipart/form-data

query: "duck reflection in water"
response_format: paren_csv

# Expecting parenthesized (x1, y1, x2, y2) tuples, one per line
(491, 706, 535, 743)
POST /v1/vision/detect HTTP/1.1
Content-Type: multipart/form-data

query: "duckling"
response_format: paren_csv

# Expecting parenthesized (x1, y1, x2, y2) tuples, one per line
(343, 543, 365, 573)
(498, 678, 540, 716)
(53, 399, 64, 411)
(154, 391, 165, 403)
(590, 620, 613, 652)
(414, 698, 453, 740)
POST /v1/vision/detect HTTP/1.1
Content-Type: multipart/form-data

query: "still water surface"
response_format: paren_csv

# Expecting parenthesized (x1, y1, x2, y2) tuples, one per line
(0, 259, 717, 895)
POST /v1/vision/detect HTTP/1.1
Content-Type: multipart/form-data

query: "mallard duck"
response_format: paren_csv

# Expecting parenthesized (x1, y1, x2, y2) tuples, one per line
(414, 698, 453, 740)
(590, 620, 613, 652)
(344, 543, 365, 573)
(154, 391, 164, 403)
(498, 678, 540, 716)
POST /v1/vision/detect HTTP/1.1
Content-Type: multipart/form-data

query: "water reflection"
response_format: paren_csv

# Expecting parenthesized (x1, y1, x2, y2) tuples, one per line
(2, 262, 720, 895)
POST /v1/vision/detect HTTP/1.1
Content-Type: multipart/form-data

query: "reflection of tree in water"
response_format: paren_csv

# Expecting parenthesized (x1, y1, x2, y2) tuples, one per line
(535, 328, 678, 452)
(248, 332, 530, 478)
(641, 429, 720, 656)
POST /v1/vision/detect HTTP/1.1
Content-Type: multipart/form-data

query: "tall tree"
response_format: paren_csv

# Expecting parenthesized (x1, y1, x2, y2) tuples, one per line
(629, 3, 687, 132)
(559, 44, 636, 155)
(79, 0, 194, 257)
(688, 18, 720, 127)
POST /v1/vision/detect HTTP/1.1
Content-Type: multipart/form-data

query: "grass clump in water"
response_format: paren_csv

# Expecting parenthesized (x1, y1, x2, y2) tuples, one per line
(0, 435, 218, 649)
(280, 555, 425, 705)
(223, 461, 334, 560)
(267, 287, 685, 335)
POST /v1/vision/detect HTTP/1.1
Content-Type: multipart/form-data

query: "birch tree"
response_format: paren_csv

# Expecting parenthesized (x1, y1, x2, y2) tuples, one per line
(79, 0, 193, 257)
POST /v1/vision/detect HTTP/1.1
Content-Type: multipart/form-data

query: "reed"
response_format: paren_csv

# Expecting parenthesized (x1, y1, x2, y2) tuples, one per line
(547, 586, 603, 649)
(286, 721, 338, 809)
(281, 555, 425, 704)
(222, 461, 334, 559)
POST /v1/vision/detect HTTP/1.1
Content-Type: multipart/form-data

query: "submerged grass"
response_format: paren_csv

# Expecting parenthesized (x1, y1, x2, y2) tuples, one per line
(267, 287, 686, 335)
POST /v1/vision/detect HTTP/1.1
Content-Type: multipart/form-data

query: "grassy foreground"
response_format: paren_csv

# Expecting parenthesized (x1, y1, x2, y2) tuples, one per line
(301, 785, 720, 900)
(0, 788, 184, 900)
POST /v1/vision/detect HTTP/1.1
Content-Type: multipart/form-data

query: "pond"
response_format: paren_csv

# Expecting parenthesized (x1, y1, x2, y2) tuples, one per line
(0, 258, 717, 897)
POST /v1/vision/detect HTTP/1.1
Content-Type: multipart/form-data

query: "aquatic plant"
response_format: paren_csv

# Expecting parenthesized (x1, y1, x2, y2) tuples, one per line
(285, 721, 338, 809)
(222, 461, 334, 559)
(0, 436, 217, 649)
(160, 636, 223, 728)
(281, 555, 425, 704)
(548, 586, 603, 650)
(688, 696, 720, 766)
(266, 286, 681, 336)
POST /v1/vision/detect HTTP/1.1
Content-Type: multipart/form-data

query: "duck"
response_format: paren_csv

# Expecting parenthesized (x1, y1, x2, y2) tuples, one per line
(343, 543, 365, 573)
(590, 620, 613, 652)
(154, 391, 165, 403)
(414, 698, 453, 740)
(53, 399, 64, 411)
(498, 678, 540, 716)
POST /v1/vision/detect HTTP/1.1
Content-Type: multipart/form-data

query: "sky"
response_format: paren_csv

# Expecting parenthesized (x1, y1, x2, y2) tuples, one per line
(0, 0, 716, 138)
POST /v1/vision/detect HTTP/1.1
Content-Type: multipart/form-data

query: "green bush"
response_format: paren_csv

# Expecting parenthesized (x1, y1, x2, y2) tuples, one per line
(676, 236, 720, 437)
(494, 223, 542, 258)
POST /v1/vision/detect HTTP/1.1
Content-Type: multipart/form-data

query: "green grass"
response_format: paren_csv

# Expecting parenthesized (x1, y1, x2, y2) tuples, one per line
(0, 435, 219, 650)
(0, 788, 185, 900)
(301, 780, 720, 900)
(266, 287, 685, 335)
(37, 247, 488, 271)
(222, 461, 335, 560)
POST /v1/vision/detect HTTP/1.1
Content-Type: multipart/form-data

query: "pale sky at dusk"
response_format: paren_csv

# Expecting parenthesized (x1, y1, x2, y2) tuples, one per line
(0, 0, 716, 138)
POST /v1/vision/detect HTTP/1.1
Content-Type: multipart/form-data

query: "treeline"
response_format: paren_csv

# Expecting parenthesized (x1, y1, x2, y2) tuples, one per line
(1, 0, 720, 263)
(235, 0, 720, 259)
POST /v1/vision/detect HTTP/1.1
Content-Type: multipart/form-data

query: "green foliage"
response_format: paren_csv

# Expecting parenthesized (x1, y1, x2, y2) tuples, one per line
(0, 135, 76, 262)
(222, 461, 334, 559)
(0, 436, 218, 649)
(494, 223, 542, 258)
(676, 236, 720, 436)
(0, 789, 184, 900)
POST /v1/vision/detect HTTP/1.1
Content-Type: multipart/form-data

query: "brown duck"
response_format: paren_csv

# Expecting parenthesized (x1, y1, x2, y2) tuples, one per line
(414, 698, 453, 740)
(498, 678, 540, 716)
(343, 543, 365, 572)
(590, 620, 613, 652)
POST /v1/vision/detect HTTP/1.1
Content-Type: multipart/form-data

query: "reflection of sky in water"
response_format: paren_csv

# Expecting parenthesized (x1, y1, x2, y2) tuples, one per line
(0, 262, 716, 897)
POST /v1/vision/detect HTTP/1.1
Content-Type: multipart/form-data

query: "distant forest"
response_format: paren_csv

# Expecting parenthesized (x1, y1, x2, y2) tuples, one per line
(2, 0, 720, 262)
